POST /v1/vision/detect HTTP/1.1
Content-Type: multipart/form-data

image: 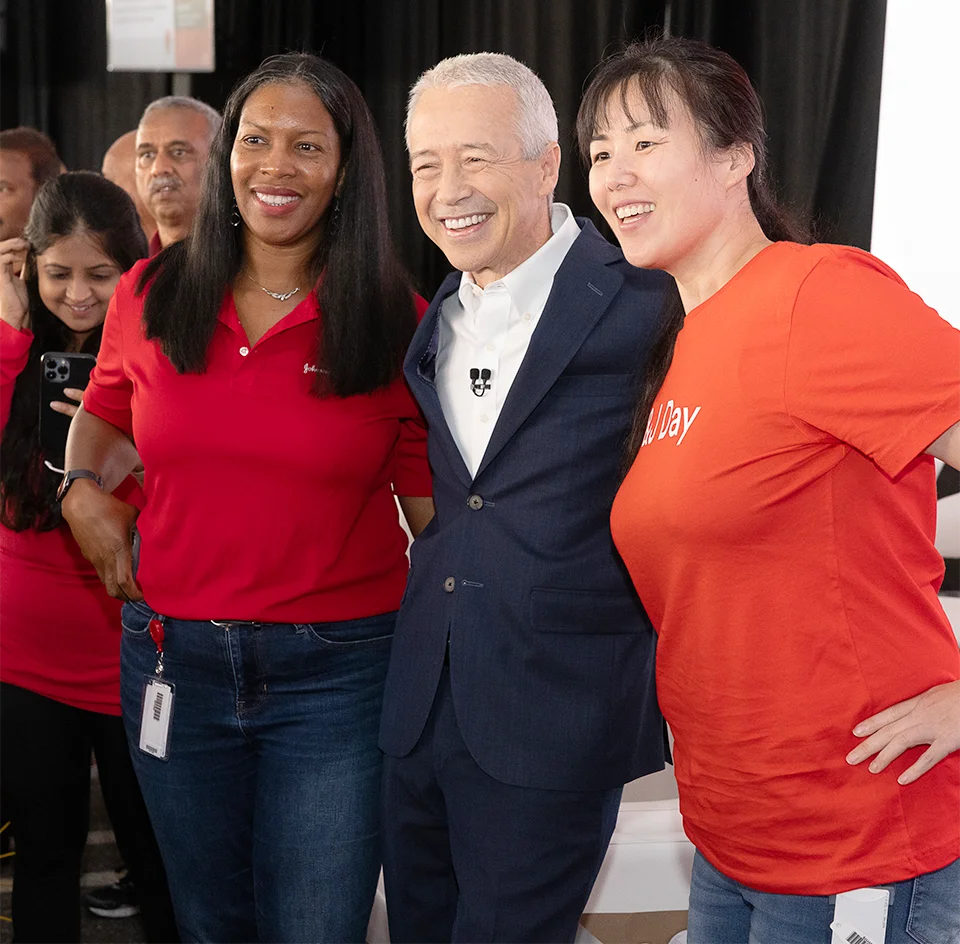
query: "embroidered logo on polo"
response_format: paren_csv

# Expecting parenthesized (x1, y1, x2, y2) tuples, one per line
(303, 363, 329, 375)
(641, 398, 702, 447)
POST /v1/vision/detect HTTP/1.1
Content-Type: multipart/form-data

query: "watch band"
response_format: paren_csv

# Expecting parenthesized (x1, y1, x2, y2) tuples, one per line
(56, 469, 104, 503)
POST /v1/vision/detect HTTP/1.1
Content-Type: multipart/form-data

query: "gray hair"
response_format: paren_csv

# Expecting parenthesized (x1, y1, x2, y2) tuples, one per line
(139, 96, 221, 140)
(406, 53, 558, 159)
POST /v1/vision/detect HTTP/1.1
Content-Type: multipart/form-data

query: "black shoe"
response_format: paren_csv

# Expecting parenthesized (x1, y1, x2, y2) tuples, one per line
(82, 872, 140, 918)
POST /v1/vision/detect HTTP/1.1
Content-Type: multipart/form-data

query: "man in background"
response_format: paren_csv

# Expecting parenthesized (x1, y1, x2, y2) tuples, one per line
(0, 127, 63, 273)
(102, 130, 157, 245)
(134, 96, 220, 252)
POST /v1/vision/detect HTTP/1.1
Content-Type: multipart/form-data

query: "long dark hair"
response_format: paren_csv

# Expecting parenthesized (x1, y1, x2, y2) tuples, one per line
(139, 52, 416, 397)
(1, 172, 147, 531)
(576, 36, 810, 468)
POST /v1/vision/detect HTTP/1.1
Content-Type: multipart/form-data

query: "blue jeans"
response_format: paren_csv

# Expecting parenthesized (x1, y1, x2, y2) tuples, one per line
(688, 850, 960, 944)
(120, 599, 395, 943)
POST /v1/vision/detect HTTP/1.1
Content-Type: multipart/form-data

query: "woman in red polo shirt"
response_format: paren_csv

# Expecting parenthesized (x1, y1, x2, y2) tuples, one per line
(580, 37, 959, 944)
(60, 55, 433, 944)
(0, 172, 176, 943)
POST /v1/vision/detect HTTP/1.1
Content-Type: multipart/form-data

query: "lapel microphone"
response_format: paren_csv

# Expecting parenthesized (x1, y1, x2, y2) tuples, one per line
(469, 368, 492, 397)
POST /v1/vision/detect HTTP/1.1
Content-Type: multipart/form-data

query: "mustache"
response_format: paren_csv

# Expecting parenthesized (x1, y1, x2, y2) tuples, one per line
(149, 175, 182, 194)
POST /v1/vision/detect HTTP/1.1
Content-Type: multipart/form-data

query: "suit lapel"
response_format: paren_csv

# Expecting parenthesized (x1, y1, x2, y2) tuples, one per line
(404, 273, 473, 487)
(474, 222, 623, 478)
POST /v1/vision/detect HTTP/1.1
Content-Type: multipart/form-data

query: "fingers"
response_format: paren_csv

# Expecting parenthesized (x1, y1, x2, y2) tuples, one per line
(50, 388, 84, 417)
(0, 237, 29, 254)
(0, 238, 29, 279)
(852, 695, 919, 737)
(846, 681, 960, 782)
(113, 522, 143, 603)
(101, 538, 143, 602)
(49, 401, 79, 418)
(114, 545, 144, 603)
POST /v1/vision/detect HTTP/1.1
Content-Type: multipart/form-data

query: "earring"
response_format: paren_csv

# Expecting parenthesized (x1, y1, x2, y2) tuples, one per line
(329, 197, 341, 233)
(230, 200, 241, 228)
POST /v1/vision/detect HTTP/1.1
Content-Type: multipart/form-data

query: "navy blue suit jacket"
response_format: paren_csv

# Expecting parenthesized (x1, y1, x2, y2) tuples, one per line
(379, 220, 670, 791)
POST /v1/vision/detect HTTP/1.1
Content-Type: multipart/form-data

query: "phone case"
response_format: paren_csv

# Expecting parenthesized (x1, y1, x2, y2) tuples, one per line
(39, 351, 97, 474)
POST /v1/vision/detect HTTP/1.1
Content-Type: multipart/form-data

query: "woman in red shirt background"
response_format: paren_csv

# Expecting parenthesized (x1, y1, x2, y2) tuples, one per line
(0, 172, 175, 943)
(61, 54, 433, 943)
(581, 37, 959, 944)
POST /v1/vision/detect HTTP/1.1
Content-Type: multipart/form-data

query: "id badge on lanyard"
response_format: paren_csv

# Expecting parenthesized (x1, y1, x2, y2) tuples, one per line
(138, 616, 175, 761)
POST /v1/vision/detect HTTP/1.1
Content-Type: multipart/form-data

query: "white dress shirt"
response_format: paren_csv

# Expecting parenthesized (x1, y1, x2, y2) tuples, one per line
(435, 203, 581, 478)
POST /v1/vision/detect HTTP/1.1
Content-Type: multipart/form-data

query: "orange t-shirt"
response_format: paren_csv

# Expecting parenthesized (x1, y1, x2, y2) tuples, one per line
(611, 242, 960, 894)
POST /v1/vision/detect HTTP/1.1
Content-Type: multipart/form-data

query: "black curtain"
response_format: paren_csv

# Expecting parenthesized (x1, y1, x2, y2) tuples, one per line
(669, 0, 887, 248)
(4, 0, 886, 297)
(185, 0, 664, 293)
(3, 0, 168, 173)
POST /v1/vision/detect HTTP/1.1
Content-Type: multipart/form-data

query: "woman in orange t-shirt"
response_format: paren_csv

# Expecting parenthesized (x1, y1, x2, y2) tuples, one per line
(579, 36, 960, 944)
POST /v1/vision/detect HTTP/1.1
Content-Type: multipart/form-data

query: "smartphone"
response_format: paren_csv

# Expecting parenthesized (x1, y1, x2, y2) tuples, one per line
(39, 351, 96, 474)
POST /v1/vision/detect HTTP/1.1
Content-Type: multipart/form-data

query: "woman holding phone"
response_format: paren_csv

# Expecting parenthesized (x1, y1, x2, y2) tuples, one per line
(0, 171, 176, 943)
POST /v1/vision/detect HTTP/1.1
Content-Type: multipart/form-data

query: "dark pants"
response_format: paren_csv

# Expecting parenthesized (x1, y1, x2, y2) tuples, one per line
(0, 682, 178, 943)
(120, 600, 394, 944)
(381, 666, 621, 943)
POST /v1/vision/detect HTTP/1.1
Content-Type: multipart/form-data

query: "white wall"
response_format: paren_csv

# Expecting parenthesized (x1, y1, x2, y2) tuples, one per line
(872, 0, 960, 638)
(871, 0, 960, 329)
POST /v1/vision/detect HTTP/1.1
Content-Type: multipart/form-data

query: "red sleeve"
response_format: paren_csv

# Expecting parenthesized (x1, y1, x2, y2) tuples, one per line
(113, 474, 145, 510)
(784, 247, 960, 478)
(82, 265, 142, 437)
(0, 320, 33, 435)
(393, 294, 432, 497)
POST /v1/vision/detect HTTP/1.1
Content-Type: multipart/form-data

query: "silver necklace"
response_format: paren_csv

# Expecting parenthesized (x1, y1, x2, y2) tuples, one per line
(242, 270, 300, 302)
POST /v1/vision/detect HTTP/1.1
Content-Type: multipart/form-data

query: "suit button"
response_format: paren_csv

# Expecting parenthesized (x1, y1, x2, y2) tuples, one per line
(467, 494, 484, 510)
(443, 577, 456, 593)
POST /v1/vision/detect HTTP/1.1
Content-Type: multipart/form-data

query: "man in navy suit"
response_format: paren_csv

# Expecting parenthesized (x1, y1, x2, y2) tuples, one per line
(380, 52, 669, 942)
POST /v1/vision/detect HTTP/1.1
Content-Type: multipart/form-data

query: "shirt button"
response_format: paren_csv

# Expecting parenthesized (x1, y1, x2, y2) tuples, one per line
(480, 413, 489, 424)
(467, 494, 484, 510)
(486, 343, 495, 352)
(443, 576, 456, 593)
(239, 346, 250, 356)
(523, 312, 531, 321)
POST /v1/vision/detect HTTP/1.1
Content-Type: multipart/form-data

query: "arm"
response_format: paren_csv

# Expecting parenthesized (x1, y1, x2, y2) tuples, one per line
(926, 419, 960, 468)
(398, 495, 435, 538)
(0, 238, 32, 431)
(846, 420, 960, 782)
(60, 404, 144, 601)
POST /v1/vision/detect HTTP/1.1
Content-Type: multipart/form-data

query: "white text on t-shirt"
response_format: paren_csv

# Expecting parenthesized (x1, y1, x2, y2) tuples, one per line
(641, 399, 701, 448)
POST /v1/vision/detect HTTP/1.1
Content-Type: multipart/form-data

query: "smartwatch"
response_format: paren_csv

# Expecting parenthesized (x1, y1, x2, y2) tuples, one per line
(56, 469, 104, 503)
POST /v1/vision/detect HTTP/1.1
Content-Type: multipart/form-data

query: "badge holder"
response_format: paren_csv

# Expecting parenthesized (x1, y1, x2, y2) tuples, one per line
(830, 886, 890, 944)
(138, 616, 175, 760)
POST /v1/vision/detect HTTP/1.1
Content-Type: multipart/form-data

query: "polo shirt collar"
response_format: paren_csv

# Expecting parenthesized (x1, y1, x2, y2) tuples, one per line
(218, 289, 320, 343)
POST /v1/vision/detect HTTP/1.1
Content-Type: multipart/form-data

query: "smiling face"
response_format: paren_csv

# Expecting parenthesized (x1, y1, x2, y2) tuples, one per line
(588, 86, 731, 276)
(36, 232, 122, 339)
(408, 84, 559, 287)
(135, 107, 214, 237)
(230, 81, 342, 253)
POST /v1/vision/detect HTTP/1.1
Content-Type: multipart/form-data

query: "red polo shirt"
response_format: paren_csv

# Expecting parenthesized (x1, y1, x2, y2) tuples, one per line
(83, 260, 431, 623)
